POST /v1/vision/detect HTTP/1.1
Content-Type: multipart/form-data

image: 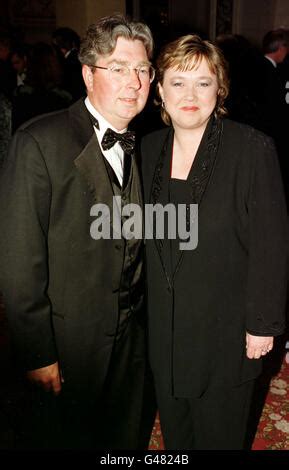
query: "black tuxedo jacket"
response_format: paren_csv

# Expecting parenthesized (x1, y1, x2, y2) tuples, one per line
(0, 99, 144, 398)
(141, 118, 288, 398)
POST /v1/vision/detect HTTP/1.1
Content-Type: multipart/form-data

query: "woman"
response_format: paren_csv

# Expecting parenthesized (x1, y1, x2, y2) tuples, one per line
(141, 35, 288, 449)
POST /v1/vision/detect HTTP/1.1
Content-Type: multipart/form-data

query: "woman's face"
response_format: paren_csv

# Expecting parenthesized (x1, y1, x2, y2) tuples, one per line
(159, 56, 219, 132)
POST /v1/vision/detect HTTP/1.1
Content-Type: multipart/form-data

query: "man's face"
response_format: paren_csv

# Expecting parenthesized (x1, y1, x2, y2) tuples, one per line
(0, 44, 10, 61)
(11, 53, 27, 73)
(278, 44, 288, 63)
(82, 37, 151, 130)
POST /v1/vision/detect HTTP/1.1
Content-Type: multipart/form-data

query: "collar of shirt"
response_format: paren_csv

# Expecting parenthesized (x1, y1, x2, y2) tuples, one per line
(64, 48, 77, 59)
(265, 55, 277, 68)
(85, 96, 126, 186)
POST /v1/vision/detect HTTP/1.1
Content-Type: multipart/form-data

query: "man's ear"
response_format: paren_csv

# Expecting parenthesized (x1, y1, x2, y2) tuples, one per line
(82, 65, 94, 92)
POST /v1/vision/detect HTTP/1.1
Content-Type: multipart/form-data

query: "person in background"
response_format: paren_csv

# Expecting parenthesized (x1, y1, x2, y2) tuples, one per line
(0, 92, 12, 166)
(262, 29, 289, 202)
(141, 34, 288, 450)
(0, 34, 16, 99)
(217, 31, 288, 206)
(277, 28, 289, 106)
(263, 29, 288, 68)
(215, 34, 270, 133)
(11, 42, 72, 132)
(52, 26, 85, 101)
(0, 14, 155, 449)
(10, 45, 28, 86)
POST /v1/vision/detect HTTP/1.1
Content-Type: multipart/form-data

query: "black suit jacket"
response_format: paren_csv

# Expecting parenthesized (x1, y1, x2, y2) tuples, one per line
(141, 118, 288, 398)
(0, 99, 144, 398)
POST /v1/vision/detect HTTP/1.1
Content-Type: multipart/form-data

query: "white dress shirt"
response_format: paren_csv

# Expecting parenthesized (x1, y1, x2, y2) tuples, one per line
(85, 96, 126, 186)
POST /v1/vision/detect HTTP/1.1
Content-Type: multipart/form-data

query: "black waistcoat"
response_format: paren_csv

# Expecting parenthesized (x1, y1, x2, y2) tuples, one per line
(103, 154, 144, 334)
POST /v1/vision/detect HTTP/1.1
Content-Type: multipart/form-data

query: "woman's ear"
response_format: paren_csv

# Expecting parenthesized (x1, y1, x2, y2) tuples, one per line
(82, 65, 94, 92)
(158, 83, 164, 102)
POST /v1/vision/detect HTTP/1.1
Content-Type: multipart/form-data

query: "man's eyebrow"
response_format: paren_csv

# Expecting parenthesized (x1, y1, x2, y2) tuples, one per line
(106, 59, 127, 65)
(106, 59, 151, 66)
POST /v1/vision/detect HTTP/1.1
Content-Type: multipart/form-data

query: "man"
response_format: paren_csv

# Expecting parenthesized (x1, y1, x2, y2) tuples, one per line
(263, 29, 288, 67)
(261, 30, 289, 205)
(52, 27, 85, 101)
(0, 34, 16, 99)
(0, 15, 155, 449)
(10, 45, 28, 86)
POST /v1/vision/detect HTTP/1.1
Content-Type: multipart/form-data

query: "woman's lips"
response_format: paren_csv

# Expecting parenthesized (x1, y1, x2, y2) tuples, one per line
(180, 106, 199, 111)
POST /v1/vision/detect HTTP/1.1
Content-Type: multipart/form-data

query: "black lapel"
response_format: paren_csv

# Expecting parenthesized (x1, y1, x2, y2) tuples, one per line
(69, 99, 95, 148)
(149, 128, 174, 289)
(74, 134, 114, 208)
(71, 100, 114, 210)
(186, 115, 223, 207)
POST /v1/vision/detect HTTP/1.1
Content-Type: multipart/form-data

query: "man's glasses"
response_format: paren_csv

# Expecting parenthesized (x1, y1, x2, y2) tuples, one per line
(89, 63, 155, 83)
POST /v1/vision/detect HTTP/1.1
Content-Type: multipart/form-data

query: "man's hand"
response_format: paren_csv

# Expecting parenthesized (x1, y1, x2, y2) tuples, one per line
(246, 332, 274, 359)
(27, 361, 63, 395)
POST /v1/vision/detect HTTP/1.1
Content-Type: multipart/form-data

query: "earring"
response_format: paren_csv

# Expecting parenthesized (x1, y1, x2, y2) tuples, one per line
(161, 101, 165, 109)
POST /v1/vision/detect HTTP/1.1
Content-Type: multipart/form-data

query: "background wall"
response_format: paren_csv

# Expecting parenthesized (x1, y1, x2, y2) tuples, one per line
(2, 0, 289, 49)
(1, 0, 126, 43)
(237, 0, 281, 46)
(274, 0, 289, 29)
(169, 0, 211, 37)
(70, 0, 126, 36)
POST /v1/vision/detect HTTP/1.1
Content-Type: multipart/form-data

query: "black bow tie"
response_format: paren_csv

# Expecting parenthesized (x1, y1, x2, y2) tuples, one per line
(101, 128, 136, 155)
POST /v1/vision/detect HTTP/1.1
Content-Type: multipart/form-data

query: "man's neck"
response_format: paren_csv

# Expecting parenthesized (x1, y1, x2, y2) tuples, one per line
(85, 96, 127, 132)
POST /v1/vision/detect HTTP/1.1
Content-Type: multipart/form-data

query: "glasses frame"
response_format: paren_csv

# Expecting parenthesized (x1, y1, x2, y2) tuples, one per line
(88, 63, 155, 83)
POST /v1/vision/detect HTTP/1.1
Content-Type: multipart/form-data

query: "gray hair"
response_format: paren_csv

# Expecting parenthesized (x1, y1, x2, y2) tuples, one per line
(262, 29, 288, 54)
(79, 14, 154, 67)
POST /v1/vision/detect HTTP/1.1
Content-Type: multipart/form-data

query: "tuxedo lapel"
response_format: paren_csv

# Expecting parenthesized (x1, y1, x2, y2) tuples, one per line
(69, 99, 95, 148)
(74, 133, 114, 211)
(70, 100, 114, 211)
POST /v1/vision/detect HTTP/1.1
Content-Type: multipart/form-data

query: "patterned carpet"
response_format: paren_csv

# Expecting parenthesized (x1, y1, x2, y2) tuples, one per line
(1, 299, 288, 450)
(252, 357, 289, 450)
(149, 348, 289, 450)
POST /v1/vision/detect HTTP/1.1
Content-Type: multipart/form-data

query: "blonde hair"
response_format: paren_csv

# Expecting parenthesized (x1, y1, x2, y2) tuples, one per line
(156, 34, 229, 125)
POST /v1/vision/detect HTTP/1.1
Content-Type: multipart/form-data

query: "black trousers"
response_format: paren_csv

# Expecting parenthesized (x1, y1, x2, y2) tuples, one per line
(18, 314, 155, 450)
(156, 378, 255, 450)
(97, 314, 156, 450)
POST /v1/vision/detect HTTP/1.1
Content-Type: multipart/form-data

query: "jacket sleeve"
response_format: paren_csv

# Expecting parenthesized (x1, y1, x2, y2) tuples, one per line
(245, 133, 288, 336)
(0, 128, 58, 370)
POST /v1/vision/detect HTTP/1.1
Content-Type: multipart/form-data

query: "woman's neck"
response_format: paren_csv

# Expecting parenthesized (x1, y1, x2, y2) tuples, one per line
(173, 123, 206, 153)
(171, 125, 206, 180)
